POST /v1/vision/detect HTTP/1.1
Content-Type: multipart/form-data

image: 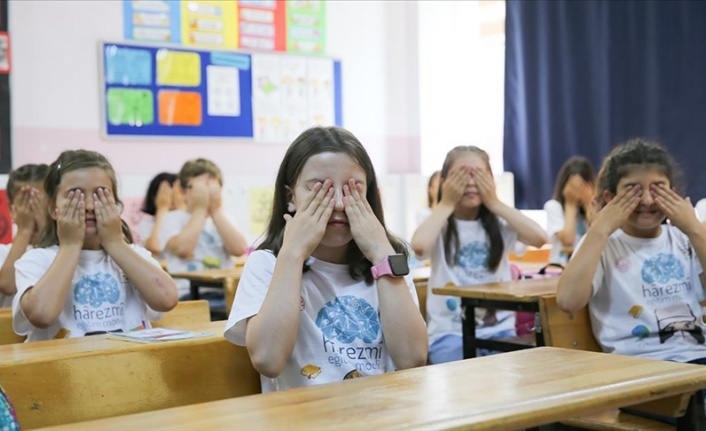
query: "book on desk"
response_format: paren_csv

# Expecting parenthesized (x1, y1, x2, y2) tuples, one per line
(108, 328, 214, 343)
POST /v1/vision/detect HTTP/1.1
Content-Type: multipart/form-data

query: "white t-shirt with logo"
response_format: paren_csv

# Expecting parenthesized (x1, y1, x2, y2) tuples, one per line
(12, 244, 162, 342)
(224, 250, 419, 393)
(158, 209, 235, 296)
(581, 225, 706, 362)
(426, 218, 518, 345)
(544, 199, 588, 265)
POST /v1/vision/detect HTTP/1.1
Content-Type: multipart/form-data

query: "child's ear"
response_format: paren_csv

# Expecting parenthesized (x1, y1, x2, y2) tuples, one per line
(285, 186, 295, 213)
(602, 189, 614, 204)
(48, 206, 59, 221)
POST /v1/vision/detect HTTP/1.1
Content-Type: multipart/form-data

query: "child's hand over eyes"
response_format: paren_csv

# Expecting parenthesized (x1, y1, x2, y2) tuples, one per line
(591, 185, 641, 237)
(207, 179, 223, 213)
(343, 179, 394, 264)
(155, 181, 173, 213)
(281, 179, 335, 261)
(652, 184, 701, 234)
(440, 166, 470, 206)
(14, 186, 37, 233)
(472, 167, 499, 210)
(56, 190, 85, 247)
(94, 187, 123, 248)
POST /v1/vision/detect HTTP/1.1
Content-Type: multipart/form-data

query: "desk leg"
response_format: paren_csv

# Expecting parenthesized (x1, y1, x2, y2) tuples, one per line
(676, 390, 705, 431)
(190, 281, 200, 300)
(462, 300, 477, 359)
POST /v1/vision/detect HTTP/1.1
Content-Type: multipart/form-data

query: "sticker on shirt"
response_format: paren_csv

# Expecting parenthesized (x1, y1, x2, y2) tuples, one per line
(455, 241, 491, 279)
(316, 295, 385, 374)
(73, 273, 125, 333)
(300, 364, 322, 380)
(654, 303, 705, 344)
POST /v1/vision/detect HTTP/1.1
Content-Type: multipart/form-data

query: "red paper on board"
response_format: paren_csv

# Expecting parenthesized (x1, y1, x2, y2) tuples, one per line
(0, 190, 13, 244)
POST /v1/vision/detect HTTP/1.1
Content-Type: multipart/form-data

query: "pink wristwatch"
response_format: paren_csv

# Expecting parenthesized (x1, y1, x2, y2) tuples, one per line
(371, 254, 410, 279)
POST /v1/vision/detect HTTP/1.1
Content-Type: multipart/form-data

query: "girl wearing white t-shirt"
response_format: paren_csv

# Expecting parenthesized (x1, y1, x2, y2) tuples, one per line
(411, 146, 548, 364)
(558, 139, 706, 365)
(225, 127, 427, 392)
(543, 156, 595, 265)
(12, 150, 178, 342)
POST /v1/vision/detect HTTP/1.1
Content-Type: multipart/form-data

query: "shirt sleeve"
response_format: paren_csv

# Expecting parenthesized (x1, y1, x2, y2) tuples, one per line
(13, 248, 54, 335)
(571, 233, 604, 298)
(223, 250, 276, 345)
(544, 199, 565, 238)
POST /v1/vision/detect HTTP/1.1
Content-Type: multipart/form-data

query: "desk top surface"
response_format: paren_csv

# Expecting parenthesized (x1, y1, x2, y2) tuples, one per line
(0, 320, 226, 366)
(169, 267, 244, 282)
(433, 277, 559, 302)
(37, 347, 706, 431)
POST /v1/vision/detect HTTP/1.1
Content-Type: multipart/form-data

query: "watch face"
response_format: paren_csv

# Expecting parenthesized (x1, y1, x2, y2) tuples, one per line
(389, 254, 410, 276)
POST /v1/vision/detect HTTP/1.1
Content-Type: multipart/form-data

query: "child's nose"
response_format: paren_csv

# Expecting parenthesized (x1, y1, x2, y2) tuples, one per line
(333, 187, 344, 211)
(640, 187, 654, 206)
(84, 193, 95, 210)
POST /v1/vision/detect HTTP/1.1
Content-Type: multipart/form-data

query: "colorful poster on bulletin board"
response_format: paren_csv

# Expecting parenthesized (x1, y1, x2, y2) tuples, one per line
(123, 0, 322, 54)
(238, 0, 286, 51)
(124, 0, 181, 43)
(181, 0, 238, 49)
(100, 40, 341, 139)
(286, 0, 325, 54)
(101, 41, 254, 137)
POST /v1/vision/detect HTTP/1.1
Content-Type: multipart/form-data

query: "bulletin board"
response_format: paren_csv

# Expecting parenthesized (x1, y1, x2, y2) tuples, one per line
(99, 40, 342, 140)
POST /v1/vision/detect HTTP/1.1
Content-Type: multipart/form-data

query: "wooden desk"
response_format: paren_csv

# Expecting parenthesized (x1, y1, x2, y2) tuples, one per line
(169, 267, 243, 300)
(36, 347, 706, 431)
(433, 278, 559, 358)
(0, 320, 260, 429)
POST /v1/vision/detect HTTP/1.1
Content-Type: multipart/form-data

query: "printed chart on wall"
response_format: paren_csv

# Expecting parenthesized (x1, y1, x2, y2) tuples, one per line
(100, 41, 342, 140)
(123, 0, 323, 54)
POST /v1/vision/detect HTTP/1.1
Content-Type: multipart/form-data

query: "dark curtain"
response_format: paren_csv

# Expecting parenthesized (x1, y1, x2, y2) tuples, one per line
(504, 0, 706, 209)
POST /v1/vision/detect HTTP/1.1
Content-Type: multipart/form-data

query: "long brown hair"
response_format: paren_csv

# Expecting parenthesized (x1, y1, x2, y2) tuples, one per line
(37, 150, 133, 248)
(258, 126, 407, 284)
(438, 146, 504, 271)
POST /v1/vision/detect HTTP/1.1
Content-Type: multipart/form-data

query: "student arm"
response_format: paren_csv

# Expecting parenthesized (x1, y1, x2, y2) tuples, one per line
(552, 203, 580, 248)
(0, 230, 32, 296)
(103, 242, 178, 311)
(489, 201, 548, 247)
(376, 271, 428, 369)
(556, 229, 608, 312)
(410, 203, 455, 257)
(142, 210, 168, 256)
(19, 245, 81, 328)
(244, 249, 304, 378)
(165, 209, 208, 259)
(211, 209, 248, 257)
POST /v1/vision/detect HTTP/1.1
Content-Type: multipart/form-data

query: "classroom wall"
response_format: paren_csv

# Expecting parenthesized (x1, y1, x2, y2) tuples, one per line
(10, 1, 421, 177)
(9, 0, 426, 244)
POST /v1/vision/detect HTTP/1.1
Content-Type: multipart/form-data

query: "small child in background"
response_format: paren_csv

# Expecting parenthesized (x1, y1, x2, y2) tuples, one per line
(159, 158, 248, 300)
(557, 139, 706, 365)
(0, 164, 49, 308)
(139, 172, 185, 258)
(543, 156, 595, 265)
(225, 126, 427, 392)
(416, 171, 441, 225)
(12, 150, 178, 341)
(412, 146, 547, 363)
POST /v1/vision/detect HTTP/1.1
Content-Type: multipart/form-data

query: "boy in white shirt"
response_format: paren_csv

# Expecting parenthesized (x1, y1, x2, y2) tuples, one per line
(0, 164, 48, 307)
(159, 158, 248, 305)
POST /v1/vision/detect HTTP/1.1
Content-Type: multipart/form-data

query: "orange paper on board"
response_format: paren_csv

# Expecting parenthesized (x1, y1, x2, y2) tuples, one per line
(158, 91, 203, 126)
